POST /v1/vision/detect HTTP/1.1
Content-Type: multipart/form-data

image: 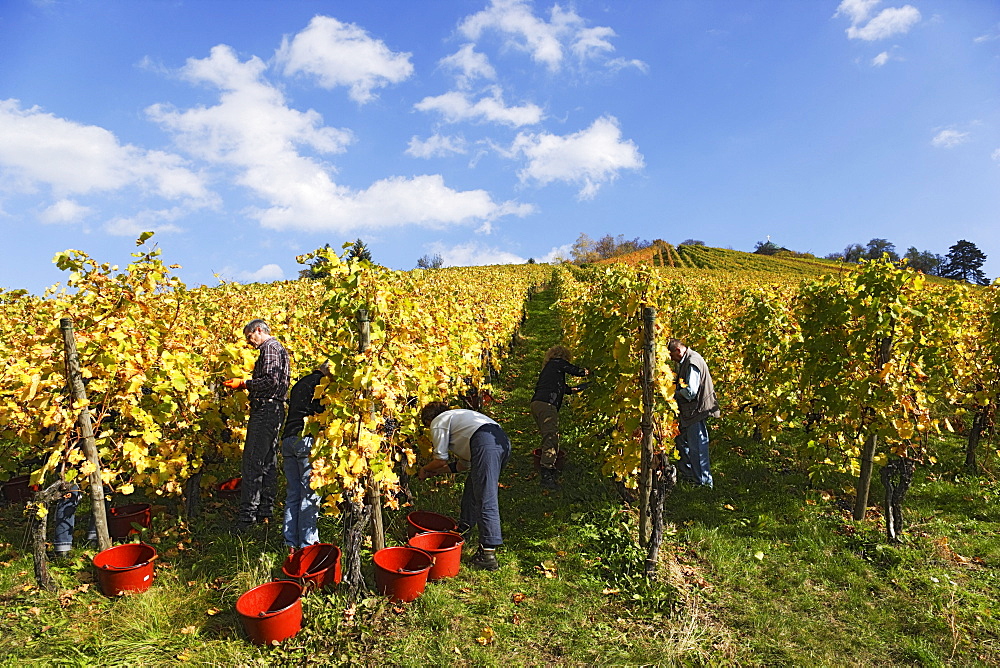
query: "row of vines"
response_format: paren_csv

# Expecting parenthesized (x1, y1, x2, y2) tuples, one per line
(0, 237, 549, 518)
(553, 258, 999, 535)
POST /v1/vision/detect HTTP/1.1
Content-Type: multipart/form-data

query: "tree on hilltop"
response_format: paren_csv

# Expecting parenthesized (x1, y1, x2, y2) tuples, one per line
(347, 239, 372, 262)
(940, 240, 989, 285)
(864, 238, 898, 262)
(753, 240, 782, 255)
(902, 247, 944, 275)
(416, 253, 444, 269)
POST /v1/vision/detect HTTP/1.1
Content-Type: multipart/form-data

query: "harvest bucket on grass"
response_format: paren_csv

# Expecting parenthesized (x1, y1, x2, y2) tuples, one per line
(108, 503, 152, 539)
(236, 580, 303, 645)
(407, 531, 464, 580)
(217, 477, 241, 499)
(93, 542, 157, 597)
(532, 448, 567, 471)
(373, 546, 433, 602)
(405, 510, 458, 539)
(2, 475, 36, 503)
(281, 543, 342, 591)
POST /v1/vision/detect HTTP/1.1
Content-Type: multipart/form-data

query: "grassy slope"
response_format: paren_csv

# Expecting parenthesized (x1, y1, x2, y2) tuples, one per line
(0, 285, 997, 666)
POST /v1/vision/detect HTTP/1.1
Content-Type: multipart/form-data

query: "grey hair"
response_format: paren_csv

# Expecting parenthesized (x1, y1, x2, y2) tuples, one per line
(243, 319, 271, 336)
(667, 338, 684, 353)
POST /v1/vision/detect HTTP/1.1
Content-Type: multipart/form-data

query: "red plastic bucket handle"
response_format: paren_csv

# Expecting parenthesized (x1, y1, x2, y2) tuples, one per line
(304, 551, 338, 576)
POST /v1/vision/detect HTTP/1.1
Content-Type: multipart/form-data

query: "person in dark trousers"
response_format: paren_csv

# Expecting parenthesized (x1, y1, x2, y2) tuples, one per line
(530, 345, 589, 490)
(417, 402, 511, 571)
(280, 363, 331, 551)
(225, 319, 290, 532)
(668, 338, 720, 488)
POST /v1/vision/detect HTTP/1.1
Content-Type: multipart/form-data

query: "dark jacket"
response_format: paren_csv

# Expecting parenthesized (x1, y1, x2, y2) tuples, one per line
(531, 358, 588, 410)
(282, 370, 325, 440)
(675, 348, 720, 429)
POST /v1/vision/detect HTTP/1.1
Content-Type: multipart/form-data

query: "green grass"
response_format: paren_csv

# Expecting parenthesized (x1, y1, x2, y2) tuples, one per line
(0, 285, 998, 666)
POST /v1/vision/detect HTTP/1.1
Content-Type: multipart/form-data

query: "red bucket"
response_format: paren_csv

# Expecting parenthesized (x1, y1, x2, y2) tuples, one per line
(406, 510, 458, 539)
(532, 448, 567, 471)
(217, 477, 241, 499)
(236, 580, 303, 645)
(407, 531, 464, 580)
(93, 543, 157, 597)
(108, 503, 152, 539)
(281, 543, 342, 591)
(3, 475, 37, 503)
(373, 546, 433, 602)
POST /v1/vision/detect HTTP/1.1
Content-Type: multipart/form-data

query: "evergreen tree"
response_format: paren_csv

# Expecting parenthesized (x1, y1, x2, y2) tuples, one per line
(941, 239, 989, 285)
(347, 238, 373, 262)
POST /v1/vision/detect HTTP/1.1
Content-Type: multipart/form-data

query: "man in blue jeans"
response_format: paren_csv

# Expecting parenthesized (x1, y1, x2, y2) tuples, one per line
(668, 338, 720, 488)
(417, 402, 511, 571)
(280, 363, 331, 551)
(224, 319, 290, 532)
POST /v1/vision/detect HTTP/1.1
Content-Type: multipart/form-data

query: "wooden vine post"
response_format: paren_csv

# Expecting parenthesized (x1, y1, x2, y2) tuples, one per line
(357, 309, 385, 552)
(638, 307, 656, 547)
(853, 335, 893, 521)
(60, 318, 111, 552)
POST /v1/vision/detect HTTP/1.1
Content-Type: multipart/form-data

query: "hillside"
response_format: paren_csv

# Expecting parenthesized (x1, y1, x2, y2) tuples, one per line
(596, 242, 958, 285)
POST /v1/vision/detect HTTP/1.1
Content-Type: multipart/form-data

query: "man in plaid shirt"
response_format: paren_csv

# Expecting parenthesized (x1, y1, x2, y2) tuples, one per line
(224, 319, 291, 531)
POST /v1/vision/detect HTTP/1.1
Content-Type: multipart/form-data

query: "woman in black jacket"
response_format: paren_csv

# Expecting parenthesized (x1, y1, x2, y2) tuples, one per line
(530, 345, 589, 490)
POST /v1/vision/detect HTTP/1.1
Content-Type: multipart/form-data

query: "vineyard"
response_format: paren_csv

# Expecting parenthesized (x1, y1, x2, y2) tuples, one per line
(0, 239, 998, 664)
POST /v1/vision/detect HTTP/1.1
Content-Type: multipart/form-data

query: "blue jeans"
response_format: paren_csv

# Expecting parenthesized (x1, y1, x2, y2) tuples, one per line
(282, 435, 320, 549)
(53, 485, 106, 551)
(676, 420, 713, 488)
(239, 400, 284, 523)
(460, 424, 511, 547)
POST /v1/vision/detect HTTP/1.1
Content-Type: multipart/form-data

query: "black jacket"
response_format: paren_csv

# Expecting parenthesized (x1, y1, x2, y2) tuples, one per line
(282, 370, 325, 440)
(531, 358, 587, 410)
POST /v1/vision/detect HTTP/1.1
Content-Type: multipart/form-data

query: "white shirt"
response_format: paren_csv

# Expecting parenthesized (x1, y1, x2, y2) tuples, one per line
(430, 409, 498, 462)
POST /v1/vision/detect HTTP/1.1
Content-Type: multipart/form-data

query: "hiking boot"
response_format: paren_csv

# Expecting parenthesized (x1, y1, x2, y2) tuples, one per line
(470, 546, 499, 571)
(540, 467, 562, 491)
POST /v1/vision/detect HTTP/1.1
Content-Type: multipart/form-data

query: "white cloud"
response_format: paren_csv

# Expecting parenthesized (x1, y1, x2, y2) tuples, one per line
(406, 134, 468, 159)
(607, 58, 649, 74)
(511, 116, 643, 199)
(571, 25, 616, 61)
(242, 264, 285, 282)
(148, 46, 354, 165)
(834, 0, 882, 25)
(540, 243, 573, 263)
(275, 16, 413, 104)
(974, 27, 1000, 44)
(872, 51, 891, 66)
(931, 129, 970, 148)
(39, 199, 91, 224)
(992, 148, 1000, 162)
(254, 174, 535, 232)
(427, 240, 525, 267)
(458, 0, 644, 73)
(440, 44, 496, 88)
(0, 99, 210, 202)
(150, 46, 521, 233)
(414, 88, 543, 127)
(835, 1, 921, 41)
(104, 207, 185, 236)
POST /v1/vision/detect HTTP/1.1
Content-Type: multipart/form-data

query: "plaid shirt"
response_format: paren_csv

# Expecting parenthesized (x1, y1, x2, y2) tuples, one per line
(246, 337, 290, 401)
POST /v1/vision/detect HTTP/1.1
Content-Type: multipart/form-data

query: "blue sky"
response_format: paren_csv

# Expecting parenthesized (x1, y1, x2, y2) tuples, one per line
(1, 0, 998, 293)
